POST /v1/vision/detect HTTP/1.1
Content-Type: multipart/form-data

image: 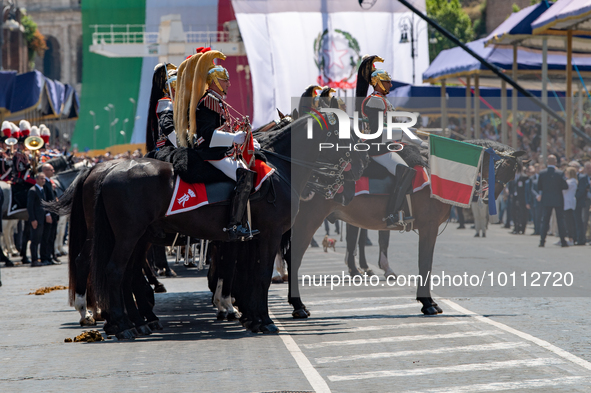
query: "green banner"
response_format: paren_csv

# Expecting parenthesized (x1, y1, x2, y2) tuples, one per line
(73, 0, 145, 151)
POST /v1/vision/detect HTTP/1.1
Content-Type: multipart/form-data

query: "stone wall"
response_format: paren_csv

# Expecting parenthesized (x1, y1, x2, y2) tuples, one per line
(486, 0, 532, 34)
(20, 0, 82, 93)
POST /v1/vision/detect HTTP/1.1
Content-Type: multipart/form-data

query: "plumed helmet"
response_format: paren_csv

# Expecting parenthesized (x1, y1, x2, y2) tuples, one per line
(11, 122, 21, 138)
(1, 121, 11, 137)
(19, 120, 31, 137)
(370, 68, 392, 87)
(30, 125, 40, 137)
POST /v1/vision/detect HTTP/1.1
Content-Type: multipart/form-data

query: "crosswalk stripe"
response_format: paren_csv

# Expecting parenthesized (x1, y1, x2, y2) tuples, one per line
(441, 298, 591, 372)
(315, 342, 529, 364)
(305, 320, 471, 336)
(314, 304, 417, 314)
(305, 297, 416, 306)
(303, 330, 500, 349)
(328, 358, 563, 382)
(400, 376, 588, 392)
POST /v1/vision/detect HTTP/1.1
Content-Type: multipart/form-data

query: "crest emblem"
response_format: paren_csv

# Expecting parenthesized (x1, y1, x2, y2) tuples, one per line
(314, 29, 361, 89)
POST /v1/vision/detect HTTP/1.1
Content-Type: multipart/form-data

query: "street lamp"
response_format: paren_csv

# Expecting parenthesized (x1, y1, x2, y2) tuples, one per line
(399, 16, 416, 85)
(120, 130, 126, 144)
(93, 125, 100, 150)
(111, 118, 119, 146)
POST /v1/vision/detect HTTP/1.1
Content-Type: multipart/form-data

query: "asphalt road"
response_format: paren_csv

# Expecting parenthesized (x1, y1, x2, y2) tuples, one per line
(1, 222, 590, 392)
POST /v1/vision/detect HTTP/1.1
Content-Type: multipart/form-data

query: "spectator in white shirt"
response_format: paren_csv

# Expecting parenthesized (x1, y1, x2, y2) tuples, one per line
(563, 167, 578, 246)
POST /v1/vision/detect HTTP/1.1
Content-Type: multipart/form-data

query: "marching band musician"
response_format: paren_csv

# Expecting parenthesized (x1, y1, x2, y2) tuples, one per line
(146, 63, 178, 152)
(186, 51, 259, 241)
(357, 55, 424, 228)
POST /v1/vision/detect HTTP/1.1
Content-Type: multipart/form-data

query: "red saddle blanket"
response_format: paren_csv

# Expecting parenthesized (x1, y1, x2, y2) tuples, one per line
(355, 165, 430, 196)
(166, 160, 275, 216)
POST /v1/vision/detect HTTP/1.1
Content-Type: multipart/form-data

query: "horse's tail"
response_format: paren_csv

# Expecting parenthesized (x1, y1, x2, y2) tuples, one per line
(66, 168, 92, 305)
(43, 167, 91, 216)
(89, 170, 115, 310)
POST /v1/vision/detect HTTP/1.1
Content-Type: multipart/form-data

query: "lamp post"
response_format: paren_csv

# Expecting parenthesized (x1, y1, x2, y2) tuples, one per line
(122, 118, 129, 144)
(399, 15, 424, 85)
(129, 97, 138, 121)
(93, 125, 100, 150)
(120, 130, 126, 145)
(110, 118, 119, 146)
(104, 105, 112, 145)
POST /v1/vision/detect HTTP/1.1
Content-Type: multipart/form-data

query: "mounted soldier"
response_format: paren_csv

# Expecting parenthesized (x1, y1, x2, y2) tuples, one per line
(146, 63, 178, 152)
(176, 50, 259, 242)
(356, 55, 424, 228)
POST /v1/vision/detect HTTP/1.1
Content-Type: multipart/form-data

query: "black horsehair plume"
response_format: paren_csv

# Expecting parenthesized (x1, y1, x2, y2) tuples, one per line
(145, 64, 170, 152)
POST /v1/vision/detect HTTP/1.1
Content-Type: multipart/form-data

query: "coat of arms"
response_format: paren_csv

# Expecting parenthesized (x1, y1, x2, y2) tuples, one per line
(314, 29, 362, 89)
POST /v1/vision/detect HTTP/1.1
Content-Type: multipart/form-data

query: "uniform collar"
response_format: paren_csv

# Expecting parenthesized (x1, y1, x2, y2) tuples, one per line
(207, 89, 225, 101)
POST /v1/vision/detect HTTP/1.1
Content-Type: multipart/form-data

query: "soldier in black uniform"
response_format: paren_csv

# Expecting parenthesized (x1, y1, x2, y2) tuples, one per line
(186, 51, 259, 241)
(356, 55, 425, 228)
(146, 62, 177, 152)
(510, 170, 529, 234)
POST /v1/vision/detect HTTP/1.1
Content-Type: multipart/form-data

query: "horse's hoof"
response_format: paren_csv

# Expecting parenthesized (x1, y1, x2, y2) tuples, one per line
(80, 316, 96, 326)
(136, 324, 152, 336)
(154, 283, 167, 293)
(115, 329, 136, 341)
(292, 308, 309, 319)
(217, 311, 228, 320)
(103, 323, 118, 336)
(260, 324, 279, 334)
(227, 312, 239, 321)
(147, 320, 163, 331)
(282, 274, 289, 282)
(431, 303, 443, 314)
(271, 276, 284, 284)
(421, 306, 439, 316)
(165, 269, 177, 277)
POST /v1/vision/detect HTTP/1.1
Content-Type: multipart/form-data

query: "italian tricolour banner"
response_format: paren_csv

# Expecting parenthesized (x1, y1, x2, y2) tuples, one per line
(429, 135, 484, 208)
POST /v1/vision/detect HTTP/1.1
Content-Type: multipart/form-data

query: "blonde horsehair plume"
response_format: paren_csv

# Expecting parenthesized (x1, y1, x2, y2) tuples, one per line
(174, 54, 202, 147)
(188, 50, 226, 146)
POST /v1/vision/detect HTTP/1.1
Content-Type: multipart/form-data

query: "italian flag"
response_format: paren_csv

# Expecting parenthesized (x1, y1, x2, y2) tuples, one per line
(429, 135, 484, 208)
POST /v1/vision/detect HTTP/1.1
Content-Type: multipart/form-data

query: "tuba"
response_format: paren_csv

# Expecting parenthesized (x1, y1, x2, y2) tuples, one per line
(24, 136, 44, 175)
(5, 137, 17, 158)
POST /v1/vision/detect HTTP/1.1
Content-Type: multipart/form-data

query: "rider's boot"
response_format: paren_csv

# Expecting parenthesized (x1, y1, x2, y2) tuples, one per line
(384, 165, 416, 229)
(225, 168, 260, 242)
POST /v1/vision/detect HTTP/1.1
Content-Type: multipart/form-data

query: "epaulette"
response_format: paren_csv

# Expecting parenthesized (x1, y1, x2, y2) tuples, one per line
(199, 92, 224, 114)
(156, 97, 173, 114)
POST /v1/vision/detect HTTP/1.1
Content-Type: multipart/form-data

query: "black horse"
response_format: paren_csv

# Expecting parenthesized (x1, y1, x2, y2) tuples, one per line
(49, 115, 368, 339)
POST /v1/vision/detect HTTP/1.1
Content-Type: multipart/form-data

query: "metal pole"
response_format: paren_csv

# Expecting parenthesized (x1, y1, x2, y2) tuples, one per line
(512, 44, 518, 149)
(501, 80, 508, 145)
(465, 75, 471, 138)
(395, 0, 591, 144)
(566, 29, 573, 159)
(579, 83, 583, 126)
(542, 38, 548, 161)
(411, 18, 415, 85)
(0, 0, 4, 70)
(441, 80, 448, 136)
(474, 74, 480, 139)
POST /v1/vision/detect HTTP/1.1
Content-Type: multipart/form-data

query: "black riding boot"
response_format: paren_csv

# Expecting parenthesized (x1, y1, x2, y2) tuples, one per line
(384, 165, 416, 228)
(225, 168, 260, 242)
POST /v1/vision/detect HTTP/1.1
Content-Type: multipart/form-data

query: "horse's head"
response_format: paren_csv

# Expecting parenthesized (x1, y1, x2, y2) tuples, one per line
(489, 150, 527, 200)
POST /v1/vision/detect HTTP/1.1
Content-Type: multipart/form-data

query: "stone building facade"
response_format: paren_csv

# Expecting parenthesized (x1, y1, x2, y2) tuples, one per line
(486, 0, 532, 34)
(19, 0, 82, 93)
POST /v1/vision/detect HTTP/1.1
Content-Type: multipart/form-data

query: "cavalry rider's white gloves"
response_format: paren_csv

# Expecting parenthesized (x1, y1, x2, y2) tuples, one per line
(253, 139, 261, 150)
(233, 131, 247, 145)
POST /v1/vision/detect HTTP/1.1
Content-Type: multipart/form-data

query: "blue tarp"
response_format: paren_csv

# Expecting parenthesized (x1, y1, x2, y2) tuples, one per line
(388, 84, 565, 116)
(423, 38, 591, 81)
(0, 70, 79, 119)
(485, 1, 552, 45)
(532, 0, 591, 33)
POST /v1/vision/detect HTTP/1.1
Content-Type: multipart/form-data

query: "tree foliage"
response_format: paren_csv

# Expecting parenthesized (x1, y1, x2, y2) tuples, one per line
(427, 0, 475, 62)
(21, 12, 47, 68)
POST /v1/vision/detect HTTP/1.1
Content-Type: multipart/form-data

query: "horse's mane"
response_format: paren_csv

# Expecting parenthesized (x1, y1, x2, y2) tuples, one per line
(255, 116, 309, 152)
(463, 139, 516, 154)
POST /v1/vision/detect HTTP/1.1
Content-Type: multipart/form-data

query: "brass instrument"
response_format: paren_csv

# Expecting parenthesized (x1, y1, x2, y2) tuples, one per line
(24, 136, 44, 175)
(5, 137, 17, 157)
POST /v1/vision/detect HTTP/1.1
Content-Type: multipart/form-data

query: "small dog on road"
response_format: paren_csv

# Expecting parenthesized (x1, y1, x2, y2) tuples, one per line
(322, 235, 337, 252)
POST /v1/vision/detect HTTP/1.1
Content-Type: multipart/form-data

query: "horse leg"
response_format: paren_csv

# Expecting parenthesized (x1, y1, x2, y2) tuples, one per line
(345, 224, 362, 275)
(271, 253, 284, 283)
(74, 240, 96, 326)
(153, 244, 175, 277)
(377, 230, 396, 279)
(417, 225, 443, 315)
(143, 254, 166, 293)
(55, 215, 68, 255)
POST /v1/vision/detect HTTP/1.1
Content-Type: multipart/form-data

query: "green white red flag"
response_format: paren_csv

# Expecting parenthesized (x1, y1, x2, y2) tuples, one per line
(429, 135, 483, 208)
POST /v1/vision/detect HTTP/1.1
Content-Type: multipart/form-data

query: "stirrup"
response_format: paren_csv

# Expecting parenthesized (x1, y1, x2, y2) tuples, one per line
(224, 224, 260, 242)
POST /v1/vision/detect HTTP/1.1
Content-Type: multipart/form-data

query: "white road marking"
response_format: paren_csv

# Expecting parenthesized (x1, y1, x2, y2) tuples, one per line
(305, 297, 416, 306)
(315, 303, 417, 314)
(400, 376, 589, 393)
(304, 330, 500, 349)
(315, 342, 529, 364)
(269, 311, 331, 393)
(328, 358, 563, 382)
(305, 320, 471, 335)
(441, 298, 591, 372)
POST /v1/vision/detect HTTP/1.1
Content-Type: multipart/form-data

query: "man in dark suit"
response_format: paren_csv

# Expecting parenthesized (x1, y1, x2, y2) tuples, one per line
(538, 155, 569, 247)
(41, 163, 59, 263)
(27, 172, 51, 266)
(510, 170, 529, 234)
(525, 164, 542, 235)
(574, 162, 591, 245)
